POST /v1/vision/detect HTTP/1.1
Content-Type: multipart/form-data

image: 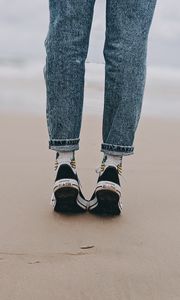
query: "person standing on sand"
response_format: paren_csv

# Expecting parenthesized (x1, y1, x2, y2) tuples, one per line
(43, 0, 157, 215)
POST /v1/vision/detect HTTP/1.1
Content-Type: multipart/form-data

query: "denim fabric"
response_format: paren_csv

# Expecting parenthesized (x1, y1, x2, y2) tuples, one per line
(44, 0, 157, 156)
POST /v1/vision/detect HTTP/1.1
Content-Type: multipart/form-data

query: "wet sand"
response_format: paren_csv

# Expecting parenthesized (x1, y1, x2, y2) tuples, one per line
(0, 113, 180, 299)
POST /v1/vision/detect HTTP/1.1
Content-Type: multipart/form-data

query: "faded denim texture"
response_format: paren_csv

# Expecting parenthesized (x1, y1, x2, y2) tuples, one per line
(44, 0, 157, 156)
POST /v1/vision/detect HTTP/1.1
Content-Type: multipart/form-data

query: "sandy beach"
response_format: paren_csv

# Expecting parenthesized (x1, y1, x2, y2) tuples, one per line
(0, 113, 180, 299)
(1, 0, 180, 297)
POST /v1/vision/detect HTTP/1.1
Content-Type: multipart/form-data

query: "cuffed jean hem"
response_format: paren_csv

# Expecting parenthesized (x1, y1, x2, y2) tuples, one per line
(49, 138, 80, 152)
(101, 143, 134, 156)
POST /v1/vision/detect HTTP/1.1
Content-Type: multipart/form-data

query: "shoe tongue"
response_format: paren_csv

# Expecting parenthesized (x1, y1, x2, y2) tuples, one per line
(55, 159, 77, 175)
(56, 151, 75, 165)
(104, 163, 117, 170)
(56, 151, 74, 161)
(103, 154, 122, 166)
(55, 152, 77, 174)
(58, 159, 71, 166)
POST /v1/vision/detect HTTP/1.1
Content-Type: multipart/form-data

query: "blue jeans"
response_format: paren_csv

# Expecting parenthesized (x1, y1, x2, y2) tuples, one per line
(44, 0, 156, 156)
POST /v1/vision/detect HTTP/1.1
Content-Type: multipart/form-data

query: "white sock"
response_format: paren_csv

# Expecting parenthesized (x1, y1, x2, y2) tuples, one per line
(56, 151, 75, 164)
(102, 153, 123, 168)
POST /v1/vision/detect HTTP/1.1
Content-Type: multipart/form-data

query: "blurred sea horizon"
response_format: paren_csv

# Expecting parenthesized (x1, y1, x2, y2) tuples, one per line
(0, 0, 180, 118)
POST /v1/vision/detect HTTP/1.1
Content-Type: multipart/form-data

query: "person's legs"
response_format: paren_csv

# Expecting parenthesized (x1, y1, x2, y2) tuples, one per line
(101, 0, 157, 156)
(44, 0, 96, 152)
(44, 0, 96, 212)
(89, 0, 157, 215)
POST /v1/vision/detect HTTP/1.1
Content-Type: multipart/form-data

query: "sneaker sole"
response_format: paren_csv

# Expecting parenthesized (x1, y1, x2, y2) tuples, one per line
(92, 189, 121, 216)
(54, 187, 85, 213)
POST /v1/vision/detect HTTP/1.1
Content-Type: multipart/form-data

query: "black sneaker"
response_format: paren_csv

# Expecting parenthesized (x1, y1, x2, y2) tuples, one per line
(88, 162, 122, 215)
(51, 153, 88, 213)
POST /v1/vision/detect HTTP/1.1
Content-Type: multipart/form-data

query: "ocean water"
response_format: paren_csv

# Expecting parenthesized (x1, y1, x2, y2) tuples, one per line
(1, 62, 179, 119)
(0, 0, 180, 118)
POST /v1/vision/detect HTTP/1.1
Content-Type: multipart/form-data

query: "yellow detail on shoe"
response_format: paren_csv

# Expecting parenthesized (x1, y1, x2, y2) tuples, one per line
(54, 159, 58, 171)
(70, 159, 76, 169)
(100, 162, 106, 173)
(117, 163, 123, 175)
